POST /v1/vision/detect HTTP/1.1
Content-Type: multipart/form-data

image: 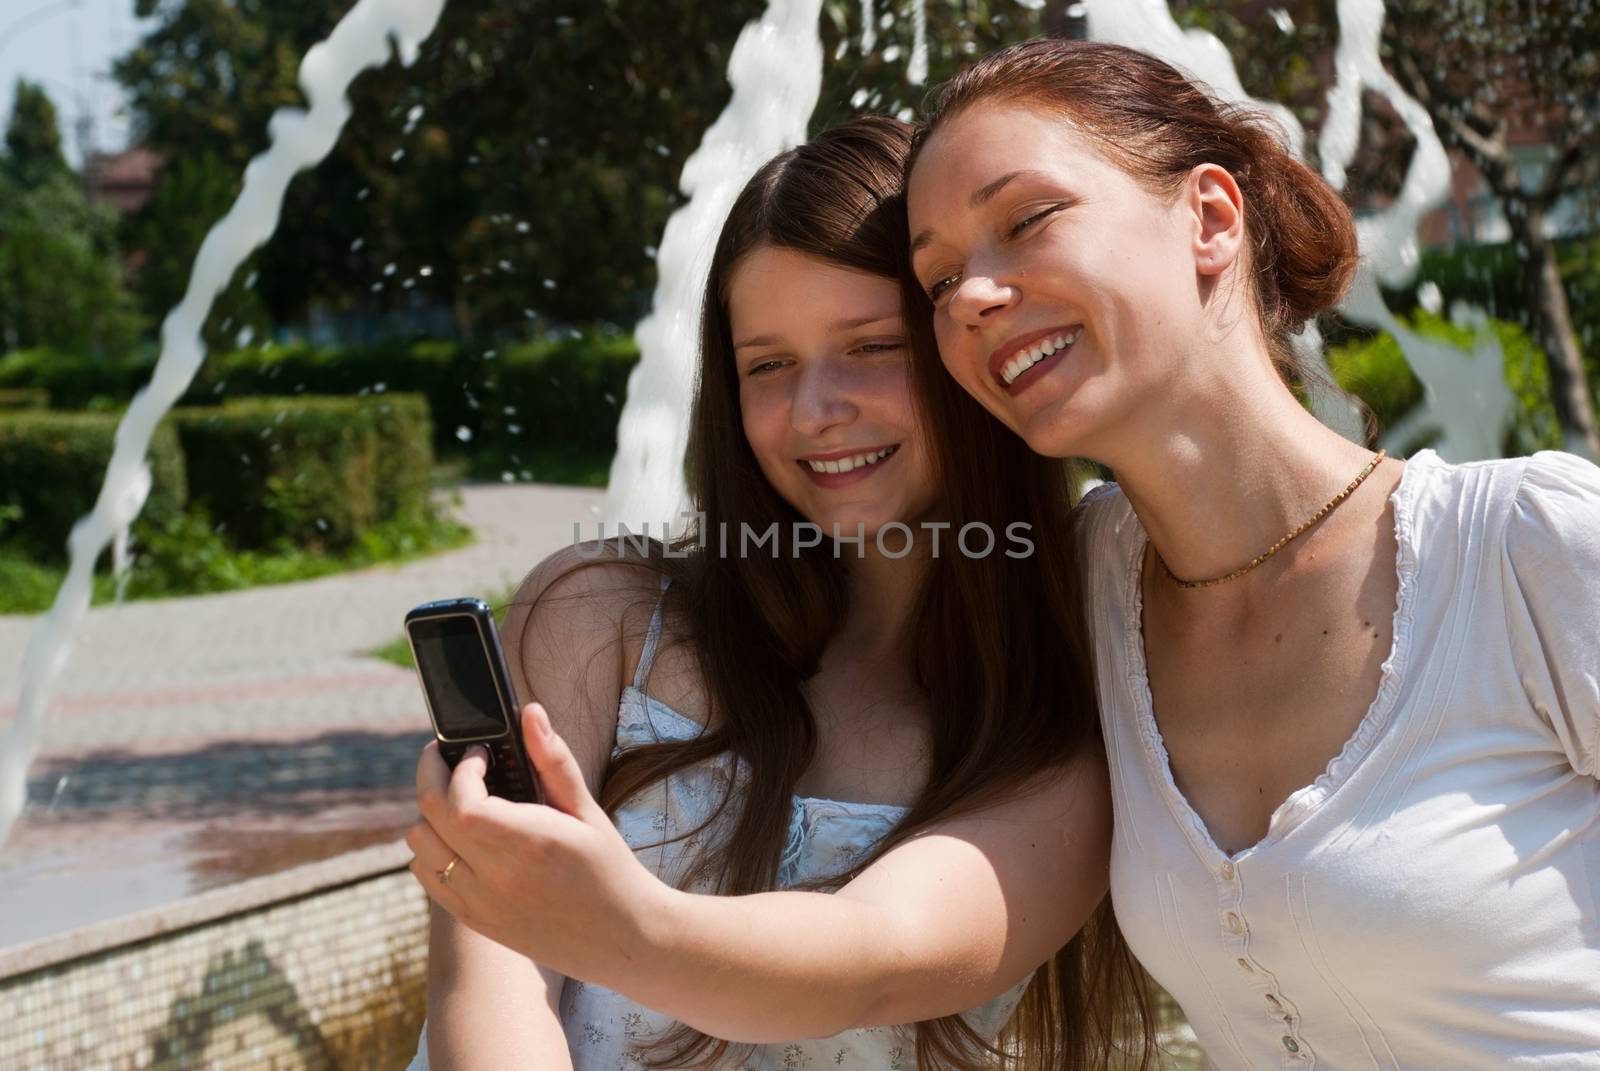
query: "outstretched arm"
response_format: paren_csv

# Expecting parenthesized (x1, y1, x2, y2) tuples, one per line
(413, 701, 1112, 1043)
(409, 548, 648, 1066)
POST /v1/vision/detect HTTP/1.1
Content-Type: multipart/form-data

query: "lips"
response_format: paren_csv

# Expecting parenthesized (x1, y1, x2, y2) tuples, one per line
(798, 444, 898, 475)
(796, 444, 900, 486)
(987, 324, 1084, 390)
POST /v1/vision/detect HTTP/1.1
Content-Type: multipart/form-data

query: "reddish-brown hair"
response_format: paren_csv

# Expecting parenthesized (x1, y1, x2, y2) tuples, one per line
(913, 38, 1360, 374)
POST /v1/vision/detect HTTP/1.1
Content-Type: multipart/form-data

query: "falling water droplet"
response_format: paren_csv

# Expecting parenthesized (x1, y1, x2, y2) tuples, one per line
(456, 426, 474, 442)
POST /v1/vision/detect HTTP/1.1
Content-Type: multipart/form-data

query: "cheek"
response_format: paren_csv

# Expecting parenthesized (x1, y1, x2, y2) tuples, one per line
(738, 387, 787, 465)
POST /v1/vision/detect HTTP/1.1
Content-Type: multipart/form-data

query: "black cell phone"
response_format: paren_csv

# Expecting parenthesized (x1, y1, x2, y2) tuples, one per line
(404, 597, 544, 804)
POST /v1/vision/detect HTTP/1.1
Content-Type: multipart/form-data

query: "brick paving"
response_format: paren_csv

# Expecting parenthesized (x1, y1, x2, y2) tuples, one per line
(0, 482, 603, 946)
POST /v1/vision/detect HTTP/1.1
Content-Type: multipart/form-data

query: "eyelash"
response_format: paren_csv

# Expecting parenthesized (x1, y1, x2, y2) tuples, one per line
(924, 205, 1062, 303)
(1009, 205, 1059, 237)
(746, 341, 903, 376)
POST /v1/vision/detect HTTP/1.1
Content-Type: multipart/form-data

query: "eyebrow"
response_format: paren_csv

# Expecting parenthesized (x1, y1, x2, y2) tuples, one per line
(909, 169, 1049, 256)
(732, 312, 901, 351)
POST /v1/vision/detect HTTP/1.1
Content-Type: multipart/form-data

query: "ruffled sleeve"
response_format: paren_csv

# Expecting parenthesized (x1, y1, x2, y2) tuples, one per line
(1502, 450, 1600, 778)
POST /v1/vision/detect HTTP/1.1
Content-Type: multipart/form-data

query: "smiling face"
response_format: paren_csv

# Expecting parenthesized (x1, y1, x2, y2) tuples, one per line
(908, 104, 1212, 462)
(729, 244, 937, 538)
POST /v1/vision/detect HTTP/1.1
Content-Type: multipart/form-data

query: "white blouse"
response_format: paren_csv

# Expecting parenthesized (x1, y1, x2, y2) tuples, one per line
(1079, 450, 1600, 1069)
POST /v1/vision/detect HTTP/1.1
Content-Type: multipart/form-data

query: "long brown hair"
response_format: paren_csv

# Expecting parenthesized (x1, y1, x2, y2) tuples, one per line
(912, 38, 1359, 378)
(524, 115, 1153, 1069)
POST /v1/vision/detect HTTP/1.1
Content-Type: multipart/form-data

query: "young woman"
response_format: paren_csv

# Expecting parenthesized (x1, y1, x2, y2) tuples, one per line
(405, 115, 1150, 1070)
(903, 39, 1600, 1068)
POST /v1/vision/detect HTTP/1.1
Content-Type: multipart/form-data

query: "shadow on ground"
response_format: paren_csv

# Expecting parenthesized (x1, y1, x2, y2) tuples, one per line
(24, 729, 432, 819)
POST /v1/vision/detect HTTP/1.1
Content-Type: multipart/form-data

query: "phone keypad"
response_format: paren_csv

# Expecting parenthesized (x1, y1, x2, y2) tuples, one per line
(489, 738, 538, 803)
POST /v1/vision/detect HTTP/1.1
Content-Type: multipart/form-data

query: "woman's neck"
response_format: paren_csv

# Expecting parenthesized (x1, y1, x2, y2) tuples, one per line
(831, 541, 930, 666)
(1106, 368, 1381, 585)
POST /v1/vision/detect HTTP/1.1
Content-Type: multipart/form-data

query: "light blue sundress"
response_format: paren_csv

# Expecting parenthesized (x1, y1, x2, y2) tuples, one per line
(411, 578, 1031, 1069)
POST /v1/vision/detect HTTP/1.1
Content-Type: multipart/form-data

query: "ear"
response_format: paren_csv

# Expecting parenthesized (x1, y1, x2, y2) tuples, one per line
(1185, 163, 1245, 278)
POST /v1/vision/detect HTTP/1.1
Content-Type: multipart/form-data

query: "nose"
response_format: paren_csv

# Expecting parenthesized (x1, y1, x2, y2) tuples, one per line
(789, 358, 857, 438)
(947, 271, 1019, 328)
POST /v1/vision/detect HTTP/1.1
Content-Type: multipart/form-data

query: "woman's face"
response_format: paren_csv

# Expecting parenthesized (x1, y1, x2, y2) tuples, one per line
(907, 103, 1206, 460)
(729, 245, 937, 539)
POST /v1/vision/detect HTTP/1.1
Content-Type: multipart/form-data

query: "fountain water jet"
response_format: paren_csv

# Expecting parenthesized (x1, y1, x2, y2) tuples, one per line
(603, 0, 825, 529)
(0, 0, 450, 848)
(1318, 0, 1514, 459)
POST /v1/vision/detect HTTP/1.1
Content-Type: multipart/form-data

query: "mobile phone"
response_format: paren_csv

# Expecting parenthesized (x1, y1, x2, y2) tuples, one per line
(404, 597, 544, 804)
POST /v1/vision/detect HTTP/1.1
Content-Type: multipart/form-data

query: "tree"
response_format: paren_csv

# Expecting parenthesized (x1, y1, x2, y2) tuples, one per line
(3, 79, 70, 188)
(1382, 0, 1600, 457)
(114, 0, 769, 335)
(0, 84, 142, 355)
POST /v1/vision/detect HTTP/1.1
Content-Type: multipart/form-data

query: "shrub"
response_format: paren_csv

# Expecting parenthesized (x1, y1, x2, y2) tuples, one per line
(1405, 235, 1599, 397)
(0, 347, 153, 410)
(185, 332, 638, 480)
(174, 398, 381, 552)
(1328, 312, 1561, 455)
(0, 410, 187, 562)
(0, 387, 48, 410)
(175, 393, 437, 552)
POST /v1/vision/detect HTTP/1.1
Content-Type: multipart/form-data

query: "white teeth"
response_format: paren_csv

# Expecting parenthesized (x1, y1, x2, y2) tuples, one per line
(1000, 328, 1082, 386)
(806, 446, 894, 474)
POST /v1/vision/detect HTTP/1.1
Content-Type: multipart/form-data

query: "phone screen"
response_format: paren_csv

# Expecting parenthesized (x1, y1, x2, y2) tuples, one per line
(409, 614, 508, 740)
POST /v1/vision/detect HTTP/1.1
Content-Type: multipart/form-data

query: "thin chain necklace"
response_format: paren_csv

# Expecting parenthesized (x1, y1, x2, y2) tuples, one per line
(1156, 449, 1388, 590)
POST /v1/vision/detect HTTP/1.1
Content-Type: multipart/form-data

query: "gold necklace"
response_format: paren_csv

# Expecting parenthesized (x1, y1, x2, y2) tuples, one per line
(1157, 449, 1388, 590)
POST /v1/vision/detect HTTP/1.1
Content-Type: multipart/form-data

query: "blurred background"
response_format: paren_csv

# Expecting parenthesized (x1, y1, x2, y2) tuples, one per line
(0, 1, 1594, 1067)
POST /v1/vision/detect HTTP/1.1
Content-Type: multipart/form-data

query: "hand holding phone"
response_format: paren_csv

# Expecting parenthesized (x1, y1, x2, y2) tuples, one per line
(404, 597, 544, 804)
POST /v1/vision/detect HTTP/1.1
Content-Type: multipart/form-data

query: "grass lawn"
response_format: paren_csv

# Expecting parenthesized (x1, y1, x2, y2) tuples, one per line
(370, 582, 520, 670)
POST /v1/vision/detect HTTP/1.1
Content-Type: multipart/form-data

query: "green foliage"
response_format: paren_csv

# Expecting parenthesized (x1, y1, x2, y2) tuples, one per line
(117, 151, 268, 354)
(0, 392, 464, 613)
(0, 508, 472, 614)
(3, 80, 70, 187)
(173, 394, 433, 551)
(114, 0, 768, 334)
(188, 332, 638, 481)
(813, 0, 1047, 130)
(0, 81, 143, 356)
(0, 170, 145, 355)
(0, 411, 188, 562)
(1328, 312, 1563, 455)
(0, 387, 48, 410)
(1400, 235, 1600, 398)
(0, 348, 152, 410)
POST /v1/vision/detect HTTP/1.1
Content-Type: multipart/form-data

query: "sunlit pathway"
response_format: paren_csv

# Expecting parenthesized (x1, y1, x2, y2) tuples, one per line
(0, 481, 602, 945)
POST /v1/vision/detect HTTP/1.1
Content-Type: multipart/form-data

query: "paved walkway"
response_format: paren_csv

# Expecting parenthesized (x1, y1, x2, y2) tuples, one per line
(0, 482, 604, 947)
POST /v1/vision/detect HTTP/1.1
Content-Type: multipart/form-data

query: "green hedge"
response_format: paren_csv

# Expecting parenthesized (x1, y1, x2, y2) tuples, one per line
(0, 333, 637, 484)
(0, 393, 434, 561)
(176, 393, 434, 552)
(0, 411, 188, 561)
(0, 387, 48, 410)
(1328, 312, 1562, 455)
(0, 347, 152, 410)
(188, 333, 638, 478)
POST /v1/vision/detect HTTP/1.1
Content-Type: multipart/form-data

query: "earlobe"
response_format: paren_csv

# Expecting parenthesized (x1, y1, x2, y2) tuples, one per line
(1190, 164, 1245, 278)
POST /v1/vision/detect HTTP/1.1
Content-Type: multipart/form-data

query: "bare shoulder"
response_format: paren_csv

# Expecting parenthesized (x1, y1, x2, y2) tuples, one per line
(501, 542, 674, 779)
